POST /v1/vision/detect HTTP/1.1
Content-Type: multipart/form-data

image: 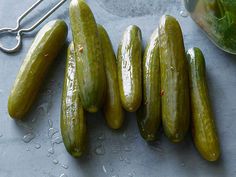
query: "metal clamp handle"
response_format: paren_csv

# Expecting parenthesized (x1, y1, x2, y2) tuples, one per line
(0, 0, 67, 53)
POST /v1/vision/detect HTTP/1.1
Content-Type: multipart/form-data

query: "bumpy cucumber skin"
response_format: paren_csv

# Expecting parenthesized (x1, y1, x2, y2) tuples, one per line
(137, 27, 161, 141)
(117, 25, 142, 112)
(61, 43, 86, 158)
(187, 47, 220, 162)
(8, 20, 68, 119)
(97, 24, 124, 129)
(159, 15, 190, 143)
(69, 0, 106, 113)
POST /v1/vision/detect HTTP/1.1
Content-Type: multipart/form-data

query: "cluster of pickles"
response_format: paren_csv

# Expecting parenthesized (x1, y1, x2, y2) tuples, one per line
(7, 0, 220, 161)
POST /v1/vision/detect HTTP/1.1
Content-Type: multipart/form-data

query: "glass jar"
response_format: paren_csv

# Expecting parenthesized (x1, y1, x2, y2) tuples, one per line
(184, 0, 236, 54)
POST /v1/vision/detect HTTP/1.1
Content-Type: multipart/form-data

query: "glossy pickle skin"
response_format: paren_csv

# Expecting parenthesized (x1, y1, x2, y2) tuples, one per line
(117, 25, 142, 112)
(187, 48, 220, 162)
(137, 27, 161, 141)
(69, 0, 106, 113)
(8, 20, 68, 119)
(97, 24, 124, 129)
(159, 15, 190, 143)
(61, 43, 86, 158)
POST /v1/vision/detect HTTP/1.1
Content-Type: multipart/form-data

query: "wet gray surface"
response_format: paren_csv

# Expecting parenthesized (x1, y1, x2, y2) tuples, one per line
(0, 0, 236, 177)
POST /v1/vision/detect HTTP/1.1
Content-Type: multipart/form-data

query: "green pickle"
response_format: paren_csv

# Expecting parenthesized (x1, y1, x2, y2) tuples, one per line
(159, 15, 190, 143)
(8, 20, 68, 119)
(117, 25, 142, 112)
(69, 0, 106, 113)
(61, 43, 86, 158)
(187, 47, 220, 162)
(137, 27, 161, 141)
(97, 24, 124, 129)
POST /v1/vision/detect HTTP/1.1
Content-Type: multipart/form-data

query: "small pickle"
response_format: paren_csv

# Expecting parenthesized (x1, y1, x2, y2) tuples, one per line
(137, 27, 161, 141)
(117, 25, 142, 112)
(61, 43, 87, 158)
(187, 47, 220, 162)
(97, 24, 124, 129)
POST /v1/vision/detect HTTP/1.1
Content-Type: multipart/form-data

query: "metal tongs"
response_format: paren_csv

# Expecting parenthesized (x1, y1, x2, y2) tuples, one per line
(0, 0, 67, 53)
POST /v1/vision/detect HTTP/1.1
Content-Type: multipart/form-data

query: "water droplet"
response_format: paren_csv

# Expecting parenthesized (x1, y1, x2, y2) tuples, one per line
(0, 134, 3, 138)
(110, 168, 114, 172)
(124, 146, 132, 152)
(180, 10, 188, 17)
(61, 164, 69, 169)
(98, 133, 105, 141)
(128, 171, 136, 177)
(95, 144, 105, 155)
(35, 143, 41, 149)
(47, 153, 50, 157)
(102, 165, 107, 174)
(52, 136, 63, 144)
(111, 175, 119, 177)
(48, 128, 58, 138)
(22, 133, 35, 143)
(128, 173, 133, 177)
(124, 157, 131, 164)
(48, 147, 54, 154)
(53, 159, 59, 165)
(26, 148, 30, 151)
(48, 119, 53, 128)
(60, 174, 67, 177)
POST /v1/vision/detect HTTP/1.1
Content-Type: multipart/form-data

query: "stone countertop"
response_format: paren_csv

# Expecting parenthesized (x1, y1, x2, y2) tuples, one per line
(0, 0, 235, 177)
